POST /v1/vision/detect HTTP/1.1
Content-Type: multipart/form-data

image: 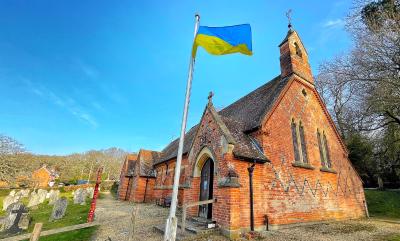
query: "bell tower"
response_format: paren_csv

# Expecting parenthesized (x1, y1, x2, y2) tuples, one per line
(278, 16, 314, 85)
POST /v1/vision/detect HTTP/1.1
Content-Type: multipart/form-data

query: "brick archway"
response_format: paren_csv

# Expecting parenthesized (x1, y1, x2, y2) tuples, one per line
(192, 147, 217, 178)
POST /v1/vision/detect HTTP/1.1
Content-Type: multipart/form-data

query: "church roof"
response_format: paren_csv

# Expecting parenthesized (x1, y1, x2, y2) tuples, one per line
(124, 150, 161, 177)
(154, 74, 289, 165)
(138, 149, 162, 177)
(219, 75, 287, 131)
(156, 125, 199, 164)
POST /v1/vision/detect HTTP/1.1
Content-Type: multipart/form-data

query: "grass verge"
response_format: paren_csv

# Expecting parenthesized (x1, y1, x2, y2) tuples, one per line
(365, 189, 400, 219)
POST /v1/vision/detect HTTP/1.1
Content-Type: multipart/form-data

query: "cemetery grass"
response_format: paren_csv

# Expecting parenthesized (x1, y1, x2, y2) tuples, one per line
(27, 196, 91, 232)
(365, 189, 400, 219)
(0, 189, 11, 215)
(22, 226, 98, 241)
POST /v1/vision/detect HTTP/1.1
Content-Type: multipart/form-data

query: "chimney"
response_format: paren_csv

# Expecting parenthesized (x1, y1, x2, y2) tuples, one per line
(279, 29, 314, 85)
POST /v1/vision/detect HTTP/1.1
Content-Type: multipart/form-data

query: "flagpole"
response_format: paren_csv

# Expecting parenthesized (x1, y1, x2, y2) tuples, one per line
(164, 13, 200, 241)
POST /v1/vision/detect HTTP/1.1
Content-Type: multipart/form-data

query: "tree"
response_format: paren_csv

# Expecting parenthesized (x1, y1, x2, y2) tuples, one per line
(317, 0, 400, 187)
(0, 134, 26, 183)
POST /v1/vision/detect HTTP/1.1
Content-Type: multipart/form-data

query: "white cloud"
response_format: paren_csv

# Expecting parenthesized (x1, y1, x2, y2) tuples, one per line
(323, 19, 345, 28)
(26, 80, 98, 128)
(76, 60, 99, 79)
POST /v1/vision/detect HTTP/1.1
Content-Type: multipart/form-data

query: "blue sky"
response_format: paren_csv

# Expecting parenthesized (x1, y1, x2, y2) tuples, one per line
(0, 0, 352, 155)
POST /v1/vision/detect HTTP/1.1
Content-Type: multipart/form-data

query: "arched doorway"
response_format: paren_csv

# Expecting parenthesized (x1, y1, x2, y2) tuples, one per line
(199, 158, 214, 219)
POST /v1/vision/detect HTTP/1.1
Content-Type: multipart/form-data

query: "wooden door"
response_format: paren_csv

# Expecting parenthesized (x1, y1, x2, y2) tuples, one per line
(199, 158, 214, 219)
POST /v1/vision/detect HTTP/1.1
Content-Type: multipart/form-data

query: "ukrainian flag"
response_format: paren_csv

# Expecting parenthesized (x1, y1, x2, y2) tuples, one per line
(192, 24, 252, 57)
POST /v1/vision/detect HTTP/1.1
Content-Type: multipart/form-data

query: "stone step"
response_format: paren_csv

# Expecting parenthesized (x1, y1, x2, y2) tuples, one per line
(189, 216, 215, 225)
(153, 224, 194, 241)
(153, 218, 217, 239)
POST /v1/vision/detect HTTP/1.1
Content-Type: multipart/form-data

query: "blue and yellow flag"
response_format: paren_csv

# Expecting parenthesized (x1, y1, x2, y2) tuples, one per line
(192, 24, 252, 57)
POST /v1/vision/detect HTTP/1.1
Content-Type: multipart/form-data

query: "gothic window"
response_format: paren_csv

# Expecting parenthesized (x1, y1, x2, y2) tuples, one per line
(299, 122, 309, 163)
(294, 42, 302, 58)
(323, 133, 332, 168)
(317, 131, 325, 166)
(292, 119, 308, 163)
(291, 119, 300, 162)
(317, 130, 332, 168)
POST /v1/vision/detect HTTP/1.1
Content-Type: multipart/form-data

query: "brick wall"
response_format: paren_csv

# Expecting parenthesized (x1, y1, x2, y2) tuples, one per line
(254, 76, 366, 229)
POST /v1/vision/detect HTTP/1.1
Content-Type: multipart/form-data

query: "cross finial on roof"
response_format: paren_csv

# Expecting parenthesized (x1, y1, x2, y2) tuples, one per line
(208, 91, 214, 103)
(286, 9, 293, 29)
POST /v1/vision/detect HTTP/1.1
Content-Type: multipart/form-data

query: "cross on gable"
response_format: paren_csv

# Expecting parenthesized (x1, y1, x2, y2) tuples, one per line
(208, 91, 214, 102)
(286, 9, 293, 29)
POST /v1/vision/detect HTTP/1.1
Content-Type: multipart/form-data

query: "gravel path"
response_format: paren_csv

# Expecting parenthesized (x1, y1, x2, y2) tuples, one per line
(91, 193, 400, 241)
(90, 193, 169, 241)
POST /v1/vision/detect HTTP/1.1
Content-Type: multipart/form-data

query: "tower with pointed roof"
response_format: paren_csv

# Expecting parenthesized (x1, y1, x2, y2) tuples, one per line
(279, 28, 314, 85)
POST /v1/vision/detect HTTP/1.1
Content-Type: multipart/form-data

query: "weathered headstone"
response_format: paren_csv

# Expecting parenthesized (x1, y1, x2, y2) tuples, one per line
(48, 190, 60, 205)
(73, 188, 87, 205)
(37, 189, 47, 204)
(0, 203, 29, 234)
(2, 193, 21, 211)
(86, 187, 94, 199)
(18, 213, 30, 230)
(46, 190, 52, 199)
(15, 190, 23, 197)
(21, 189, 30, 198)
(8, 190, 16, 197)
(27, 191, 41, 208)
(50, 198, 68, 221)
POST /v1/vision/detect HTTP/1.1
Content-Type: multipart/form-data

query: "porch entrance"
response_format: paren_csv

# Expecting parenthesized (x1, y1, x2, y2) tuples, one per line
(198, 158, 214, 219)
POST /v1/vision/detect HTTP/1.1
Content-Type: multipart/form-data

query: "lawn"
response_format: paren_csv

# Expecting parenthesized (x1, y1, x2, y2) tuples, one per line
(27, 198, 90, 232)
(365, 189, 400, 219)
(0, 189, 93, 239)
(0, 189, 13, 215)
(386, 234, 400, 241)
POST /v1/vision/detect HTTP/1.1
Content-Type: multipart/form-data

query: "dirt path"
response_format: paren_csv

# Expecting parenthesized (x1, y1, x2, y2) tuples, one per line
(90, 193, 169, 241)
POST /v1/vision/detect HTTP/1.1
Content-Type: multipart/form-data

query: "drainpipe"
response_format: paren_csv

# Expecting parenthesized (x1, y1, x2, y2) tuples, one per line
(143, 177, 149, 202)
(248, 162, 256, 231)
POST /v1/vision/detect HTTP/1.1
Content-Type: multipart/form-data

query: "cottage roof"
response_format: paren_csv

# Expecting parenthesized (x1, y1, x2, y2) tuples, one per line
(154, 75, 289, 165)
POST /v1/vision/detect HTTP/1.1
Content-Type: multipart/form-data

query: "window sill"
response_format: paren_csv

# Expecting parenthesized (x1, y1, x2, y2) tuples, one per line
(292, 162, 315, 170)
(320, 166, 337, 174)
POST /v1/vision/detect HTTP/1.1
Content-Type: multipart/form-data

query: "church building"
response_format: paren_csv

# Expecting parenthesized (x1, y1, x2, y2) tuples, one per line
(118, 149, 161, 202)
(120, 27, 367, 238)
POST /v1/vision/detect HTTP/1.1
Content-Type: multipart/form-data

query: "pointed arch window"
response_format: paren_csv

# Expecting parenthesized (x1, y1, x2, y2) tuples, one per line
(317, 130, 332, 168)
(299, 122, 309, 163)
(291, 119, 309, 164)
(294, 42, 302, 58)
(291, 119, 300, 162)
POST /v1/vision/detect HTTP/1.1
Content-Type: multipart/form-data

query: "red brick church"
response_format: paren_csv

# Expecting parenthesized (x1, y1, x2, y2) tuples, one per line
(119, 27, 367, 238)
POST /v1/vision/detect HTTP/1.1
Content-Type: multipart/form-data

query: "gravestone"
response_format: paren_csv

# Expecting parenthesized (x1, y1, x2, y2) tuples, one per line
(73, 188, 87, 205)
(37, 189, 47, 204)
(15, 190, 23, 197)
(86, 187, 94, 199)
(48, 190, 60, 205)
(0, 203, 29, 234)
(2, 193, 21, 211)
(27, 191, 40, 208)
(21, 189, 30, 198)
(46, 190, 52, 199)
(50, 198, 68, 221)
